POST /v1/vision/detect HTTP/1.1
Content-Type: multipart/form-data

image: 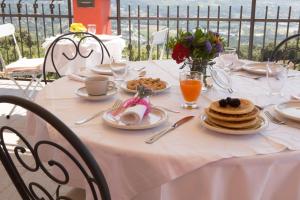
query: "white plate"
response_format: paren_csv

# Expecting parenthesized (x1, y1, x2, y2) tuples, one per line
(120, 80, 171, 94)
(242, 62, 269, 75)
(200, 114, 268, 135)
(275, 101, 300, 122)
(75, 86, 117, 101)
(90, 64, 113, 75)
(102, 107, 168, 130)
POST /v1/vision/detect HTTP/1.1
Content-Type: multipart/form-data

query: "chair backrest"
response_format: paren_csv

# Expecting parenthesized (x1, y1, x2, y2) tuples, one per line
(270, 33, 300, 69)
(0, 95, 111, 200)
(43, 32, 110, 84)
(149, 28, 169, 60)
(0, 23, 22, 60)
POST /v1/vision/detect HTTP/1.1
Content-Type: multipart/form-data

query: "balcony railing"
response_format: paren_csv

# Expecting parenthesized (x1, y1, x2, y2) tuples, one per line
(0, 0, 299, 66)
(110, 0, 300, 61)
(0, 0, 72, 67)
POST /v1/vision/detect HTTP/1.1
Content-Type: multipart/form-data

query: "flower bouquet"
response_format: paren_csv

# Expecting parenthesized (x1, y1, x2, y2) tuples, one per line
(168, 28, 223, 86)
(69, 23, 87, 39)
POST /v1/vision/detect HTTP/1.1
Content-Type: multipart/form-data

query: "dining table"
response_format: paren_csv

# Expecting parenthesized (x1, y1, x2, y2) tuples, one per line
(27, 59, 300, 200)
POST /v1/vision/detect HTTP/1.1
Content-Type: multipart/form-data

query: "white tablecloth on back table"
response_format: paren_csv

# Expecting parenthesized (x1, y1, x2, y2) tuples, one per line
(29, 60, 300, 200)
(42, 35, 126, 75)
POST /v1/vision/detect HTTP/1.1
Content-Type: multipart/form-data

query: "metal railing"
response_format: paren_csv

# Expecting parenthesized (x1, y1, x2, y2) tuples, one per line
(0, 0, 299, 64)
(110, 0, 300, 61)
(0, 0, 73, 65)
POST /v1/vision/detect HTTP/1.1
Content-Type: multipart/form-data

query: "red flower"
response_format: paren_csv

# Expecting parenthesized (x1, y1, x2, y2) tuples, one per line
(171, 43, 190, 64)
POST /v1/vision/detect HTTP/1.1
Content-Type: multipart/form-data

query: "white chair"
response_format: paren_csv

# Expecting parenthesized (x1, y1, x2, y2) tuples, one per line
(0, 23, 44, 118)
(148, 28, 169, 60)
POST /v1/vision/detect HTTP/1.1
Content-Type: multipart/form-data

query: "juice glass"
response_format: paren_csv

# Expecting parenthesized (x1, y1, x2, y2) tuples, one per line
(266, 61, 288, 96)
(87, 24, 97, 34)
(109, 56, 128, 82)
(219, 47, 238, 71)
(179, 71, 202, 109)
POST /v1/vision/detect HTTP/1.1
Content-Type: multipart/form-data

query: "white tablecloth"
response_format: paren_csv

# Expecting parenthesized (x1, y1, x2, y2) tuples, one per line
(42, 35, 126, 75)
(29, 60, 300, 200)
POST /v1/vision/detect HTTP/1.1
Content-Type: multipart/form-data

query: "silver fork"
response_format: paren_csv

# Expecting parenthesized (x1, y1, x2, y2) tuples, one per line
(75, 99, 122, 125)
(264, 111, 286, 125)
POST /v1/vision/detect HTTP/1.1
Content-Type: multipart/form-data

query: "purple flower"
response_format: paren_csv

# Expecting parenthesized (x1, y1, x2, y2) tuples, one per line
(215, 42, 223, 53)
(205, 41, 212, 53)
(185, 35, 194, 43)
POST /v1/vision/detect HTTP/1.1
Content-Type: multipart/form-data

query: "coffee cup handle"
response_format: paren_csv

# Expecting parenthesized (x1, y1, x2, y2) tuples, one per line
(108, 81, 116, 88)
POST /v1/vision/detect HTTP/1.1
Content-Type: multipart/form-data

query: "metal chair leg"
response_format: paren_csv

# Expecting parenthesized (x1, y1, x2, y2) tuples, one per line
(6, 104, 17, 119)
(6, 73, 42, 119)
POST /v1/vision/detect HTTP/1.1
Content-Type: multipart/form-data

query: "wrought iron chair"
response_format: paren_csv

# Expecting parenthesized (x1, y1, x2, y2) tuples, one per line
(0, 23, 44, 118)
(43, 32, 111, 84)
(0, 95, 111, 200)
(148, 28, 169, 60)
(270, 33, 300, 69)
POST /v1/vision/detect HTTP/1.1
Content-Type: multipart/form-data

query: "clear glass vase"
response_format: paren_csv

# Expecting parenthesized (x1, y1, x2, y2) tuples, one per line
(183, 59, 209, 91)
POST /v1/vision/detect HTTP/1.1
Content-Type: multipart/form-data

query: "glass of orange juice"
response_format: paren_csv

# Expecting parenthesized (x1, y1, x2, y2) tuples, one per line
(179, 71, 202, 109)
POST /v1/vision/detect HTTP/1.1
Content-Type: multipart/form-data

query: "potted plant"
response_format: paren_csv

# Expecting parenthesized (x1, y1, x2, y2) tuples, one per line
(168, 28, 224, 87)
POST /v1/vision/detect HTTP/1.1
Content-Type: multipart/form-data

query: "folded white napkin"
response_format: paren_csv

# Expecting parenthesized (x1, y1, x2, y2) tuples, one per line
(119, 104, 147, 125)
(68, 74, 85, 82)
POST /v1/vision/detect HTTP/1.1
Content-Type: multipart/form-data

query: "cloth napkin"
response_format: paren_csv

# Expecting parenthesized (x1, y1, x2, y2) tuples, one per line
(119, 104, 147, 125)
(68, 74, 85, 82)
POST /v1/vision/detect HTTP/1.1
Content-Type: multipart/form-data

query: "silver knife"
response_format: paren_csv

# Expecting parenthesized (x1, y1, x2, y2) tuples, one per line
(145, 116, 194, 144)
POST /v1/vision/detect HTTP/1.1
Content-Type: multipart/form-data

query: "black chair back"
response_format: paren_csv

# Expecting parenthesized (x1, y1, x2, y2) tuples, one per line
(43, 32, 110, 84)
(270, 33, 300, 69)
(0, 95, 111, 200)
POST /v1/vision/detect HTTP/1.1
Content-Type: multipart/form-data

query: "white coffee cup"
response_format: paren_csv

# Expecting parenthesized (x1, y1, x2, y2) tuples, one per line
(85, 76, 115, 96)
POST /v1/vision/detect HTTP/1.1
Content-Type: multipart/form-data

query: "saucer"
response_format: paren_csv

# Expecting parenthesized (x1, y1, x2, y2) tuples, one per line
(75, 86, 117, 101)
(90, 64, 113, 75)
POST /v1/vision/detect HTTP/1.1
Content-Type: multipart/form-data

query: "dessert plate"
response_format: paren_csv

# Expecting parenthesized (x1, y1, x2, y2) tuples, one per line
(102, 107, 168, 130)
(242, 62, 268, 75)
(200, 114, 268, 135)
(90, 64, 113, 75)
(275, 101, 300, 122)
(75, 86, 117, 101)
(120, 81, 171, 94)
(242, 62, 283, 75)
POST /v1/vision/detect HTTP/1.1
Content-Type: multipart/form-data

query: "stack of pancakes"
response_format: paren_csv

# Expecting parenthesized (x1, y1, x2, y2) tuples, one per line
(205, 99, 261, 129)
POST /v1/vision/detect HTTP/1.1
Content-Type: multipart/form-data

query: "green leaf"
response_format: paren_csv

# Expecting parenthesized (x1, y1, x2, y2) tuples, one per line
(194, 28, 204, 39)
